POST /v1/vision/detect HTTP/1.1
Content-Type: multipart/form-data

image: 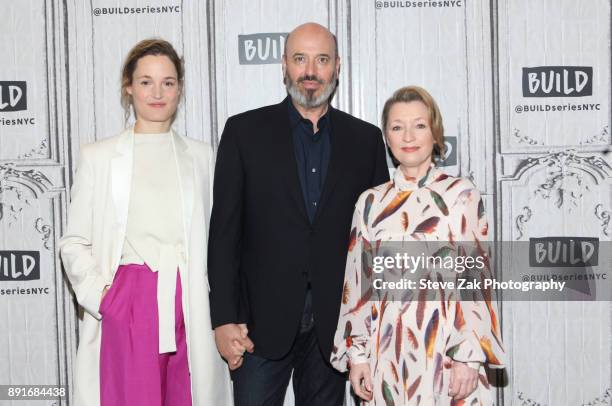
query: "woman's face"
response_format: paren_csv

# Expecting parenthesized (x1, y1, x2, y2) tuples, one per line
(126, 54, 180, 131)
(385, 101, 435, 177)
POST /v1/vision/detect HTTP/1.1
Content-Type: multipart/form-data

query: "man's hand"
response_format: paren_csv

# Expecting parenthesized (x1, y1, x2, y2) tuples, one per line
(214, 323, 255, 370)
(349, 362, 373, 401)
(446, 357, 479, 399)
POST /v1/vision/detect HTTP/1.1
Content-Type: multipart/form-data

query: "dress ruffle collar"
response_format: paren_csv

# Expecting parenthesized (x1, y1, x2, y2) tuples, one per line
(392, 163, 443, 191)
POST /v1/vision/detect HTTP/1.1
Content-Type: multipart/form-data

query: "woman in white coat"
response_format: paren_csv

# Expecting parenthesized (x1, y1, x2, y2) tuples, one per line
(59, 39, 232, 406)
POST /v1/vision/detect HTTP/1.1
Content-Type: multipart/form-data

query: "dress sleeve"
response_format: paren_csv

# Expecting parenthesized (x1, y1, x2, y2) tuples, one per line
(447, 185, 506, 369)
(330, 195, 373, 372)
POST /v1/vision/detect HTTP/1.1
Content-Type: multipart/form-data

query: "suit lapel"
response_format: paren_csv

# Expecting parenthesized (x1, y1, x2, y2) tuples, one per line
(273, 98, 310, 223)
(313, 107, 344, 224)
(111, 128, 134, 230)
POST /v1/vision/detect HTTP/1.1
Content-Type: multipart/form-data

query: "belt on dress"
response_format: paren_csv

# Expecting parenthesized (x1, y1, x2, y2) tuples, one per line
(155, 243, 187, 354)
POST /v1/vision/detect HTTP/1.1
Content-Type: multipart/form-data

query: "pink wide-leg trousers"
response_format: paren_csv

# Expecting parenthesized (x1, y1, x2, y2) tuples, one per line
(99, 264, 192, 406)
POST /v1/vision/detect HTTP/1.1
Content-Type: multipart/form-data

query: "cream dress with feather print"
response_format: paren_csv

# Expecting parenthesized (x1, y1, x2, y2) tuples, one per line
(331, 165, 505, 406)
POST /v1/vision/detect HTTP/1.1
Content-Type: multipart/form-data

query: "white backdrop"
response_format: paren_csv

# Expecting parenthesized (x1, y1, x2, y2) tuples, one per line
(0, 0, 610, 405)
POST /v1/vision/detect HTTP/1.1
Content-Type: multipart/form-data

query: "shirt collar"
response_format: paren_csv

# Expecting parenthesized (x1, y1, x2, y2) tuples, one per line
(287, 98, 331, 132)
(393, 163, 442, 191)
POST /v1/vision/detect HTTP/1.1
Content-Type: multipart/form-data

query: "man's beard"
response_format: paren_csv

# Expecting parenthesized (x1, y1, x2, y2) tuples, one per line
(284, 70, 338, 109)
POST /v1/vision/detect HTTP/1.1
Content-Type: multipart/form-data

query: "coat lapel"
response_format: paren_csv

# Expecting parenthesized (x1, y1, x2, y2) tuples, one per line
(313, 107, 344, 224)
(172, 131, 194, 255)
(110, 128, 195, 269)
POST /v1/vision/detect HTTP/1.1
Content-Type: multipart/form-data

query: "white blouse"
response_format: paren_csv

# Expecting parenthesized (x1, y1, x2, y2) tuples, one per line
(119, 131, 185, 353)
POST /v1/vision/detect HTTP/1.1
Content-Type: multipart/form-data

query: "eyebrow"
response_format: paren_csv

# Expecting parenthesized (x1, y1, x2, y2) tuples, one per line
(390, 116, 427, 122)
(291, 52, 331, 58)
(135, 75, 177, 80)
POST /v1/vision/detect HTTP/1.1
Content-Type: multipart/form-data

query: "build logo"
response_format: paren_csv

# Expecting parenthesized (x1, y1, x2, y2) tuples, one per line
(238, 33, 287, 65)
(522, 66, 592, 97)
(0, 251, 40, 281)
(0, 81, 27, 112)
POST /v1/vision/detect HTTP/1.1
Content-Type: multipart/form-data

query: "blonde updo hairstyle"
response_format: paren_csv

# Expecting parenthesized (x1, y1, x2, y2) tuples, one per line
(120, 38, 184, 123)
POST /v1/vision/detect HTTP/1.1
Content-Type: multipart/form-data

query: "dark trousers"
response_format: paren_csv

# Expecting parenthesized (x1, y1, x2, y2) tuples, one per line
(231, 289, 346, 406)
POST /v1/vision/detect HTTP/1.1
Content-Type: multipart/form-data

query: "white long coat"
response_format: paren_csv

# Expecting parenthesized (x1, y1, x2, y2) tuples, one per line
(59, 128, 232, 406)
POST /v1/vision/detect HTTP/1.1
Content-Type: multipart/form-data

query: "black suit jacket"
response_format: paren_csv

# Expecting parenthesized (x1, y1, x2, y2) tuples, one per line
(208, 97, 390, 360)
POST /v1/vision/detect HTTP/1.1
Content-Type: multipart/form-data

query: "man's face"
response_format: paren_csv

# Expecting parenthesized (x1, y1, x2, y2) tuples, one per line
(282, 28, 340, 109)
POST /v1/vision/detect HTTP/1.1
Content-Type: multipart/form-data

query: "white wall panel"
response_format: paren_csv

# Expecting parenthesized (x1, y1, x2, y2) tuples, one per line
(0, 1, 52, 162)
(498, 0, 611, 153)
(499, 151, 612, 405)
(0, 1, 75, 405)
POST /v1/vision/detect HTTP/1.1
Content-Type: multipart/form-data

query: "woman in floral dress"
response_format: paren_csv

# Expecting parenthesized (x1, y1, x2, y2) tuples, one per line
(331, 86, 505, 405)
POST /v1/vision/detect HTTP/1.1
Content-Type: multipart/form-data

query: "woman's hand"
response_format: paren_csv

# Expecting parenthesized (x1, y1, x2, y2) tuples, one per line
(446, 357, 479, 399)
(349, 362, 373, 401)
(101, 285, 110, 301)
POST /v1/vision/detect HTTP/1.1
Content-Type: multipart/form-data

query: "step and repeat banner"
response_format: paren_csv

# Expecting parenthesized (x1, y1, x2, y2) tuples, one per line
(0, 0, 610, 405)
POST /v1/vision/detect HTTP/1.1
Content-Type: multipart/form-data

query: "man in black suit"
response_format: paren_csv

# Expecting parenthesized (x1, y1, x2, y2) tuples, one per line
(208, 22, 389, 406)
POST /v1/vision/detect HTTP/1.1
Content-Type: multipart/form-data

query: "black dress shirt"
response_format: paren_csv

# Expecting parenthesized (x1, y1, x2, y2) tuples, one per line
(288, 101, 332, 223)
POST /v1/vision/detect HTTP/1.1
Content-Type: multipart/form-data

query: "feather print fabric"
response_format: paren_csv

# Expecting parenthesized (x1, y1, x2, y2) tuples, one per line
(331, 166, 505, 405)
